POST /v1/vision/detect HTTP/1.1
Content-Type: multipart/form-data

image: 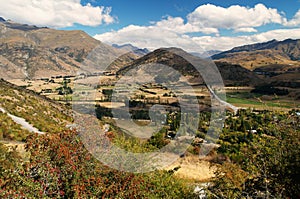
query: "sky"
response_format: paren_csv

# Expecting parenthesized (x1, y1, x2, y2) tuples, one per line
(0, 0, 300, 52)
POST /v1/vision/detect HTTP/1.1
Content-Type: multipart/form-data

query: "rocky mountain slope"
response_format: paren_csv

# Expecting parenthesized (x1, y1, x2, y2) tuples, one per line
(0, 18, 126, 79)
(212, 39, 300, 70)
(1, 18, 298, 87)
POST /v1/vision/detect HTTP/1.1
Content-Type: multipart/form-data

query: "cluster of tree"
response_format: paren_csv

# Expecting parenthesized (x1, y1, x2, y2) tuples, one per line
(147, 127, 170, 149)
(128, 100, 146, 108)
(207, 109, 300, 198)
(101, 89, 113, 102)
(95, 105, 113, 119)
(56, 80, 73, 96)
(271, 81, 300, 89)
(251, 85, 289, 96)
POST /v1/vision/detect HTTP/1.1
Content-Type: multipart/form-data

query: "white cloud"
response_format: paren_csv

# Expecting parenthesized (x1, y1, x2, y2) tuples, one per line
(154, 16, 219, 34)
(192, 28, 300, 51)
(95, 27, 300, 52)
(285, 9, 300, 26)
(234, 28, 258, 33)
(0, 0, 114, 28)
(94, 3, 300, 53)
(95, 24, 200, 51)
(187, 3, 286, 33)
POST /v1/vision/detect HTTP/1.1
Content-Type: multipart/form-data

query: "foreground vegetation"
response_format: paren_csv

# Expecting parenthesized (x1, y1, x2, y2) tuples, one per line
(0, 79, 72, 134)
(208, 109, 300, 198)
(1, 78, 299, 198)
(1, 108, 298, 198)
(0, 130, 196, 198)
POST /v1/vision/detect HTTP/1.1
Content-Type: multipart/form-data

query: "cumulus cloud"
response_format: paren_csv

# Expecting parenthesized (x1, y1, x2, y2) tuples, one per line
(285, 9, 300, 26)
(94, 3, 300, 53)
(0, 0, 114, 27)
(141, 4, 287, 35)
(95, 24, 200, 51)
(193, 28, 300, 51)
(154, 16, 219, 34)
(187, 3, 286, 33)
(95, 27, 300, 52)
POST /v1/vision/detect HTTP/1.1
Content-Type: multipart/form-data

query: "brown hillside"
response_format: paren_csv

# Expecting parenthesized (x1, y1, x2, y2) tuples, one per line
(0, 20, 127, 79)
(117, 48, 264, 86)
(212, 39, 300, 70)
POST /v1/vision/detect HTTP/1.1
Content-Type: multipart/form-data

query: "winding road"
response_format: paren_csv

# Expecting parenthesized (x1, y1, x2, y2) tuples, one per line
(207, 86, 239, 114)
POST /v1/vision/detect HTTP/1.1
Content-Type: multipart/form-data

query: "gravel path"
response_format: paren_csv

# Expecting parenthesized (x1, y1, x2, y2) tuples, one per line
(0, 107, 45, 134)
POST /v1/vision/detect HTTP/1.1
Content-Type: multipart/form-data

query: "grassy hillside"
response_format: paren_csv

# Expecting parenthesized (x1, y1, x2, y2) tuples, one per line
(0, 79, 72, 141)
(0, 78, 197, 198)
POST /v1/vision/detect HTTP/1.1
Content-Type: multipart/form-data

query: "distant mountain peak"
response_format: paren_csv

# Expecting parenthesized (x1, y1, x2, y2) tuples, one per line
(191, 50, 222, 58)
(112, 43, 150, 56)
(0, 18, 48, 31)
(227, 39, 279, 53)
(0, 17, 6, 22)
(112, 43, 136, 49)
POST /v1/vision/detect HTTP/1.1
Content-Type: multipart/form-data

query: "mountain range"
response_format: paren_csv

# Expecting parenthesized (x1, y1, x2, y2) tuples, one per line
(0, 18, 127, 79)
(0, 18, 299, 87)
(191, 50, 222, 58)
(116, 47, 263, 86)
(112, 43, 150, 56)
(212, 39, 300, 70)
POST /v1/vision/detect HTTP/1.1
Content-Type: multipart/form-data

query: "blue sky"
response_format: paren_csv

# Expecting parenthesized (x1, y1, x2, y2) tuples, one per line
(1, 0, 300, 52)
(77, 0, 299, 34)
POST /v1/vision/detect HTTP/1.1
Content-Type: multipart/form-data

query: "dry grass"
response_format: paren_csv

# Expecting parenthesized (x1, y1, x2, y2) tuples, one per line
(98, 102, 125, 108)
(217, 49, 300, 70)
(166, 155, 216, 182)
(1, 141, 29, 159)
